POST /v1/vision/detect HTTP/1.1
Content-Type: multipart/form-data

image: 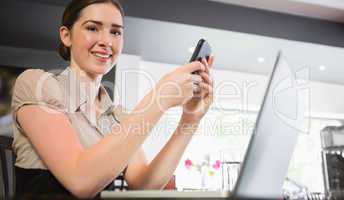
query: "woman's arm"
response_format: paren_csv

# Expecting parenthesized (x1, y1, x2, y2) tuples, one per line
(124, 116, 199, 189)
(17, 88, 164, 198)
(124, 57, 214, 189)
(17, 62, 205, 198)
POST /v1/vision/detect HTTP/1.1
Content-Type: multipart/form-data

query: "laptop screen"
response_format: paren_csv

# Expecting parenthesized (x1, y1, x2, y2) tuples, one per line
(233, 52, 307, 199)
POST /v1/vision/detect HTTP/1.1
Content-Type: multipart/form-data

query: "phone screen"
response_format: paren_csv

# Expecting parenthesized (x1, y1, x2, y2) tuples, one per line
(189, 39, 212, 63)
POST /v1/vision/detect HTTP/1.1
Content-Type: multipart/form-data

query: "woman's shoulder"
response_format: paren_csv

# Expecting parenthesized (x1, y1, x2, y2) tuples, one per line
(12, 68, 65, 111)
(16, 68, 58, 85)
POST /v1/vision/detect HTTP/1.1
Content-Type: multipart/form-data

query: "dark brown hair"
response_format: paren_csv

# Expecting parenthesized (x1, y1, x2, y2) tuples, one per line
(58, 0, 124, 61)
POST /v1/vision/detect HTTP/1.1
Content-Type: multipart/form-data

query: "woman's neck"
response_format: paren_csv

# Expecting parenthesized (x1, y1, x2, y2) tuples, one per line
(69, 63, 102, 104)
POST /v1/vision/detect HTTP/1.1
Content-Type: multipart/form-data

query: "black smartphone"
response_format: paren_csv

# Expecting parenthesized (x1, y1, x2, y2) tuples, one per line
(189, 39, 212, 63)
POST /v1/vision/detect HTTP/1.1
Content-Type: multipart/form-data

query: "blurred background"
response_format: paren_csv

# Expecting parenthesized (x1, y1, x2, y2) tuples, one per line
(2, 0, 344, 196)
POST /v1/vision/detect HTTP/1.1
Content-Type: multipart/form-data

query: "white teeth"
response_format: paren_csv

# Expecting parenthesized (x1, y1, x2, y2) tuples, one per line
(94, 53, 111, 58)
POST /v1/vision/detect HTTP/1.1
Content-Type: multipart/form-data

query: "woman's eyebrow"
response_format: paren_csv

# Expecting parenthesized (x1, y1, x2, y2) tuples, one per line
(82, 20, 124, 29)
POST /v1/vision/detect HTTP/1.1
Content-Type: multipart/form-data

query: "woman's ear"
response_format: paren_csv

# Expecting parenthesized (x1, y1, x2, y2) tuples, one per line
(59, 26, 72, 48)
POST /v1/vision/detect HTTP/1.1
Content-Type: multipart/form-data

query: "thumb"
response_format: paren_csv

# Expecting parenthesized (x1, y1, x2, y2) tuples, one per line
(182, 61, 205, 74)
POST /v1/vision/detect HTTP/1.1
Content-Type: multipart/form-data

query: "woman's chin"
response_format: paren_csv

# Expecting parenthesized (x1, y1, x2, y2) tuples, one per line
(85, 69, 107, 79)
(82, 62, 114, 78)
(94, 64, 112, 74)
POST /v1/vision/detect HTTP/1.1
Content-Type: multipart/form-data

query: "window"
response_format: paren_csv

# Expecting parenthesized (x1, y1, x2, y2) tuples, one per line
(174, 106, 341, 192)
(175, 106, 257, 190)
(287, 118, 341, 192)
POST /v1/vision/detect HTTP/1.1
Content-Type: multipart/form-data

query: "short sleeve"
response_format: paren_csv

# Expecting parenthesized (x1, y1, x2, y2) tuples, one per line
(11, 69, 66, 131)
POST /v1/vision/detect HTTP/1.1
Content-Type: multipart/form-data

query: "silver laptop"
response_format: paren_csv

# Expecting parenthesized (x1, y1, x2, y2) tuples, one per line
(101, 51, 306, 199)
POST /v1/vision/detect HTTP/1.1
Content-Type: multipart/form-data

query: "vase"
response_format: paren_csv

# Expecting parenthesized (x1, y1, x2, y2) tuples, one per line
(200, 166, 208, 190)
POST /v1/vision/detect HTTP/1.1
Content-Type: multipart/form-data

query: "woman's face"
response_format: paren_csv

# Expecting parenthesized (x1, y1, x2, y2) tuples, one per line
(60, 3, 124, 79)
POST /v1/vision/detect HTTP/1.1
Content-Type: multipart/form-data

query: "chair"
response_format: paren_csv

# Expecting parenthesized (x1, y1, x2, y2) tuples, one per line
(0, 134, 15, 200)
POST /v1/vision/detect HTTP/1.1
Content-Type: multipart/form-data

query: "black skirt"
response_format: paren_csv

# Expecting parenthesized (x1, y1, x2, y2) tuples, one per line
(15, 166, 121, 199)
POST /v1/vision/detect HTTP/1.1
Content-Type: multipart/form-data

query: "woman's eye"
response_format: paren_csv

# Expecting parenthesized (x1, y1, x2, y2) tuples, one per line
(86, 26, 98, 32)
(111, 30, 122, 36)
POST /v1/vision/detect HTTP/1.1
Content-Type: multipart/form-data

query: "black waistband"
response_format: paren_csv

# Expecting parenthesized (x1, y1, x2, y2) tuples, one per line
(15, 166, 114, 199)
(15, 166, 71, 198)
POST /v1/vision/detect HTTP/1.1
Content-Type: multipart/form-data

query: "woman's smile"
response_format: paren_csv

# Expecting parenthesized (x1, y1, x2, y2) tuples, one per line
(91, 50, 113, 63)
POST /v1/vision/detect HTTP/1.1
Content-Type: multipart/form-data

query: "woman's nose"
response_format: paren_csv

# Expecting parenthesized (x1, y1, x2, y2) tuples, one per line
(98, 31, 112, 47)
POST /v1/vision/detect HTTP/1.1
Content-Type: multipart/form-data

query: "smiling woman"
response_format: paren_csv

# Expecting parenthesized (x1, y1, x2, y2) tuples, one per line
(11, 0, 214, 199)
(58, 0, 124, 78)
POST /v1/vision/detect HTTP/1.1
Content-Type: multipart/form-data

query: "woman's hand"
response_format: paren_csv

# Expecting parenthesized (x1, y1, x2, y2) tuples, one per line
(155, 62, 206, 111)
(181, 56, 214, 124)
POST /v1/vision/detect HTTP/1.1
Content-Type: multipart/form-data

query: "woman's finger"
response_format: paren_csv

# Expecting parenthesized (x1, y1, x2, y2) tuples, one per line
(199, 71, 212, 85)
(181, 61, 205, 74)
(192, 83, 201, 94)
(208, 56, 214, 84)
(191, 74, 202, 84)
(202, 57, 209, 68)
(199, 82, 213, 97)
(208, 56, 214, 68)
(202, 58, 210, 75)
